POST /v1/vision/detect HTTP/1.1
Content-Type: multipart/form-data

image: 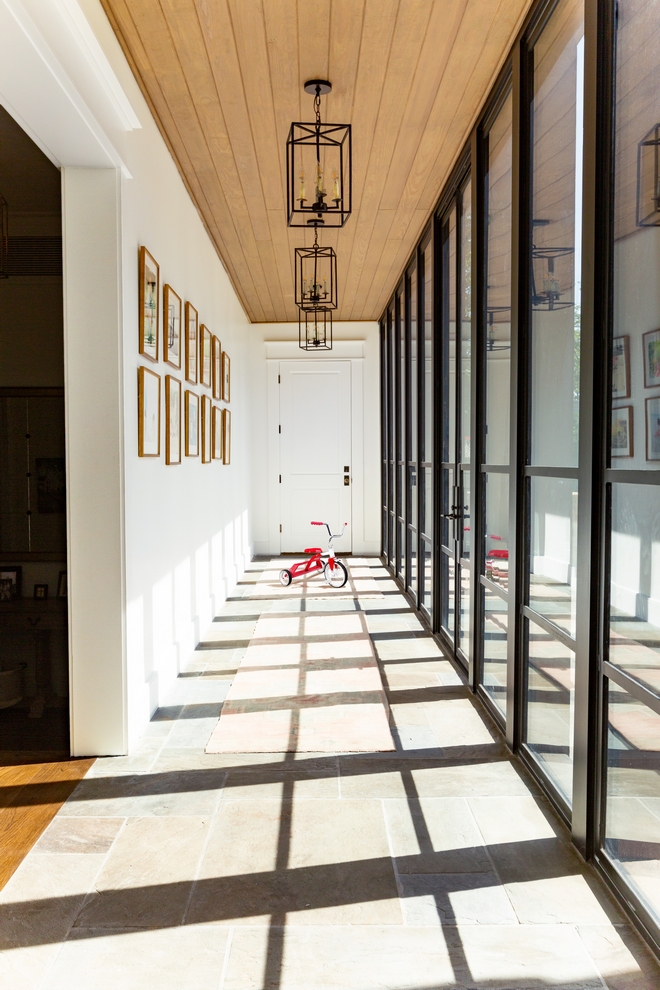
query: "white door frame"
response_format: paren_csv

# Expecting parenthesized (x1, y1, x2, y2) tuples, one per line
(265, 340, 366, 555)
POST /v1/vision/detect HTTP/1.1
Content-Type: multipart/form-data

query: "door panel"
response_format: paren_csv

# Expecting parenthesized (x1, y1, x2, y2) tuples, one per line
(279, 361, 351, 553)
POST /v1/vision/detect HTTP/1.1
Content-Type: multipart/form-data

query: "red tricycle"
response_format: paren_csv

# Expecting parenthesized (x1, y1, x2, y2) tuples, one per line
(279, 521, 349, 589)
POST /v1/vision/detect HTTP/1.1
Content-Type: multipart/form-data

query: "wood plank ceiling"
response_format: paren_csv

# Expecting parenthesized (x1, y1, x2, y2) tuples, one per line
(101, 0, 533, 323)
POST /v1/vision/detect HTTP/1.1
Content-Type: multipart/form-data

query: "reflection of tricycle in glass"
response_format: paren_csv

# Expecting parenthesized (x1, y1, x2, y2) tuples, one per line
(279, 521, 348, 589)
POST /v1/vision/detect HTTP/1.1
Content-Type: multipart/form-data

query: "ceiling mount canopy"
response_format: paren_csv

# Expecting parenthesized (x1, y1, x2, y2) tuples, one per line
(286, 78, 352, 229)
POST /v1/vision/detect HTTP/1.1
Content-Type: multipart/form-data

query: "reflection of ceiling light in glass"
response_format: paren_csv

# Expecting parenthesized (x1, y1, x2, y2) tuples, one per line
(531, 220, 574, 311)
(486, 306, 510, 351)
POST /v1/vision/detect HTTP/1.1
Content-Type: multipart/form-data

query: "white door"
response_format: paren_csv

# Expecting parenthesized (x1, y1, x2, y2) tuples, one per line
(279, 361, 352, 553)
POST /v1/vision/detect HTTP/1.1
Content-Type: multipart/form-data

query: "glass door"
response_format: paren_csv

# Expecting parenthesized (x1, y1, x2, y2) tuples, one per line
(439, 178, 472, 666)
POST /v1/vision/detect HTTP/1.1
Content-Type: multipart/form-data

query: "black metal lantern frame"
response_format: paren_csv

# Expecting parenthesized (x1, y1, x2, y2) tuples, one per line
(287, 81, 352, 228)
(299, 306, 333, 351)
(295, 238, 337, 311)
(637, 123, 660, 226)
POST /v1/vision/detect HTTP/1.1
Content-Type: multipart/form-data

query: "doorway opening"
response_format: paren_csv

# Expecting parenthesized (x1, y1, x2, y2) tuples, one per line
(0, 105, 69, 763)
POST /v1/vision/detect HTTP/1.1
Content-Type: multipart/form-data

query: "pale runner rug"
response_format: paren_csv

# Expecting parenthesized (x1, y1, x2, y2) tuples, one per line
(205, 558, 395, 753)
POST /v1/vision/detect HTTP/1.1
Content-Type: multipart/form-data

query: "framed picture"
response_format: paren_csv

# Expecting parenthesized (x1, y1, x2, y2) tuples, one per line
(165, 376, 181, 465)
(222, 408, 231, 464)
(185, 302, 198, 384)
(212, 405, 223, 460)
(139, 246, 159, 362)
(643, 329, 660, 388)
(185, 390, 199, 456)
(34, 584, 48, 600)
(212, 336, 222, 399)
(611, 406, 634, 457)
(138, 366, 161, 457)
(612, 336, 630, 399)
(201, 395, 212, 463)
(57, 571, 67, 598)
(163, 284, 182, 369)
(646, 396, 660, 460)
(0, 566, 21, 602)
(200, 325, 212, 388)
(222, 351, 230, 402)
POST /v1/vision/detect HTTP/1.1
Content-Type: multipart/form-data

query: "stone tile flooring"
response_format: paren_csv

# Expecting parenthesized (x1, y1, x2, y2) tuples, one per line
(1, 557, 659, 989)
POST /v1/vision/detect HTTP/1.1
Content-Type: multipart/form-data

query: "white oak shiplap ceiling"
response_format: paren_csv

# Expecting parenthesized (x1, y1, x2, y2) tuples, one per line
(101, 0, 533, 322)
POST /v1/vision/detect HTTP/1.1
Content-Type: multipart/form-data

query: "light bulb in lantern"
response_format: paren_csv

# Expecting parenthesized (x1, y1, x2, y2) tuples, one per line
(316, 162, 323, 198)
(299, 169, 306, 205)
(332, 168, 340, 203)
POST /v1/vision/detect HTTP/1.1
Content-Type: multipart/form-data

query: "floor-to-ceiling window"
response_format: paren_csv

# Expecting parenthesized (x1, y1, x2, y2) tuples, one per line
(379, 0, 660, 955)
(480, 87, 513, 720)
(601, 0, 660, 936)
(522, 0, 583, 810)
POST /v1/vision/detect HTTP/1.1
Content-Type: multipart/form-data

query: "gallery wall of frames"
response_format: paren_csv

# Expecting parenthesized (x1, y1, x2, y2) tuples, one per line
(380, 0, 660, 955)
(137, 246, 231, 466)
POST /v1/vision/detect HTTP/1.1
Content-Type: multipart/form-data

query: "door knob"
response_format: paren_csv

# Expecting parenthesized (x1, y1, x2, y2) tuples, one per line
(344, 475, 350, 486)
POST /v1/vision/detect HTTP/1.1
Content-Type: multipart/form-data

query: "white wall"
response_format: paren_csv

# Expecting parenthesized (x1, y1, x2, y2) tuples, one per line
(248, 322, 381, 557)
(0, 0, 252, 754)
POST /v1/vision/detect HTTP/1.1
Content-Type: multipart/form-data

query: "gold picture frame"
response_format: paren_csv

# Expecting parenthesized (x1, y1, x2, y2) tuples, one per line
(201, 395, 212, 463)
(212, 405, 223, 460)
(139, 246, 159, 362)
(165, 375, 181, 465)
(185, 390, 199, 456)
(200, 325, 212, 388)
(222, 351, 230, 402)
(185, 302, 198, 384)
(163, 284, 182, 369)
(222, 408, 231, 464)
(212, 335, 222, 399)
(138, 366, 161, 457)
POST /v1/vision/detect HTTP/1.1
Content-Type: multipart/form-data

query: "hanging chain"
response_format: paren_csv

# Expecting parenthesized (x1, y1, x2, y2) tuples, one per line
(314, 87, 322, 128)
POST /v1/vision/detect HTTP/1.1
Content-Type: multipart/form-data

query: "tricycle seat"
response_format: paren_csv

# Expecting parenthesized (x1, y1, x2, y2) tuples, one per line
(303, 547, 322, 555)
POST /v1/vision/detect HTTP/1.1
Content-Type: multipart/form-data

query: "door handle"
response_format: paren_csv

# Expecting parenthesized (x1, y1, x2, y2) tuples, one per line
(344, 475, 350, 486)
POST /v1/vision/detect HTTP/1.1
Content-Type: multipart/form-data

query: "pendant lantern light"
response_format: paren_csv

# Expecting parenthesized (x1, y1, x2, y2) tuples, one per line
(299, 307, 332, 351)
(286, 80, 352, 228)
(295, 229, 337, 311)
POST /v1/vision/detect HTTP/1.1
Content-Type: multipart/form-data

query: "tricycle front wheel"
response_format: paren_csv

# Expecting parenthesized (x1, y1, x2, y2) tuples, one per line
(324, 560, 348, 588)
(279, 569, 293, 586)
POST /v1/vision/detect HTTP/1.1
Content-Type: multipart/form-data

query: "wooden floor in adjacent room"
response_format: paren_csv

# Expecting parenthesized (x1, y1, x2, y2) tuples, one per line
(0, 758, 94, 891)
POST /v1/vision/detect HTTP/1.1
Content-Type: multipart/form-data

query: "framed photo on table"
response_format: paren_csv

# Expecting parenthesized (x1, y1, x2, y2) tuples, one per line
(165, 376, 181, 465)
(212, 336, 222, 399)
(0, 566, 21, 601)
(185, 302, 198, 384)
(138, 366, 161, 457)
(201, 395, 212, 463)
(185, 390, 199, 456)
(646, 397, 660, 460)
(643, 329, 660, 389)
(200, 325, 212, 388)
(611, 406, 634, 457)
(163, 285, 182, 369)
(139, 247, 159, 362)
(222, 351, 230, 402)
(222, 408, 231, 464)
(212, 405, 223, 460)
(612, 336, 630, 399)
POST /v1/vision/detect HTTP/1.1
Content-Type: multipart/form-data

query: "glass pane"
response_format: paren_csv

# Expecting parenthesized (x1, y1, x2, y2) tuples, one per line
(484, 473, 509, 594)
(421, 465, 432, 541)
(440, 467, 453, 549)
(398, 520, 404, 578)
(408, 465, 417, 532)
(459, 564, 470, 660)
(423, 240, 433, 464)
(397, 464, 404, 520)
(461, 181, 472, 465)
(409, 267, 418, 465)
(398, 294, 405, 463)
(530, 0, 583, 468)
(421, 537, 432, 614)
(485, 91, 512, 466)
(461, 470, 471, 560)
(526, 616, 575, 805)
(612, 0, 660, 471)
(483, 589, 508, 717)
(442, 550, 455, 638)
(529, 476, 578, 640)
(409, 532, 417, 596)
(604, 682, 660, 925)
(443, 209, 457, 463)
(609, 484, 660, 695)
